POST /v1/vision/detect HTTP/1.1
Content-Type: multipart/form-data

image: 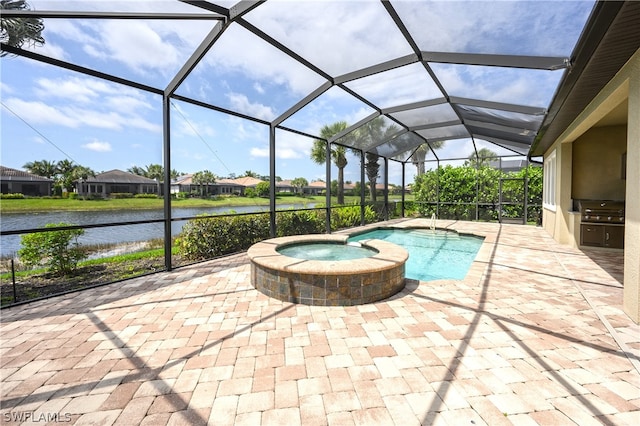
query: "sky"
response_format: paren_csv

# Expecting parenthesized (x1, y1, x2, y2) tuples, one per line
(1, 0, 595, 185)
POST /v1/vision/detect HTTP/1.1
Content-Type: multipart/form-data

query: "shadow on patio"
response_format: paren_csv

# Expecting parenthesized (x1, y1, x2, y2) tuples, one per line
(1, 220, 639, 425)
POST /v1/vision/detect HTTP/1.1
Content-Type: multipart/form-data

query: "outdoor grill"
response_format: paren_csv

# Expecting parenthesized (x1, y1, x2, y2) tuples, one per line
(579, 200, 625, 224)
(578, 200, 625, 248)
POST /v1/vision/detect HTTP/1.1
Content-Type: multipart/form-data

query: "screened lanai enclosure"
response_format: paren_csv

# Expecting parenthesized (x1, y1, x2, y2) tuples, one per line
(1, 0, 599, 304)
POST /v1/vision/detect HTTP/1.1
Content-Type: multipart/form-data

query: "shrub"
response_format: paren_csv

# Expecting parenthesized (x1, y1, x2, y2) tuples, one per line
(18, 223, 86, 276)
(0, 193, 25, 199)
(276, 210, 325, 236)
(177, 213, 270, 261)
(255, 182, 270, 197)
(110, 193, 134, 199)
(331, 205, 376, 229)
(134, 194, 159, 199)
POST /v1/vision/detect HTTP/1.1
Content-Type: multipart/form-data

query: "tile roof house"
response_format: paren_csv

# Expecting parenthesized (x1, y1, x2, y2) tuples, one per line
(171, 175, 245, 196)
(307, 180, 327, 195)
(231, 176, 264, 187)
(0, 165, 53, 196)
(79, 169, 160, 197)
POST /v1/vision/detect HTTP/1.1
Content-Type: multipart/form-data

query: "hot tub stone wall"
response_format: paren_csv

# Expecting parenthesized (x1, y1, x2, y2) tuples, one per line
(247, 234, 409, 306)
(251, 261, 405, 306)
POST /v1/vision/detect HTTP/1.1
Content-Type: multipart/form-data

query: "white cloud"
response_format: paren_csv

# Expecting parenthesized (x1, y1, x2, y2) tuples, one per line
(175, 118, 216, 138)
(36, 77, 98, 103)
(104, 95, 154, 114)
(97, 21, 181, 73)
(170, 102, 217, 138)
(244, 1, 411, 77)
(83, 140, 112, 152)
(3, 96, 161, 133)
(23, 40, 68, 61)
(227, 93, 275, 121)
(250, 146, 301, 160)
(35, 76, 150, 104)
(39, 14, 209, 77)
(13, 76, 162, 132)
(253, 82, 265, 95)
(250, 147, 268, 158)
(202, 25, 327, 97)
(0, 81, 14, 94)
(3, 98, 79, 127)
(248, 126, 309, 161)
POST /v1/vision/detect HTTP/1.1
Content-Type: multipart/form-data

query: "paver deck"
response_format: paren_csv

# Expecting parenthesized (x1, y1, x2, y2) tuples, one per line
(1, 220, 639, 425)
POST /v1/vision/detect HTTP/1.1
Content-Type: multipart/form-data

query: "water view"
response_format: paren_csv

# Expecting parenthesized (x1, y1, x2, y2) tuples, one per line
(0, 204, 312, 257)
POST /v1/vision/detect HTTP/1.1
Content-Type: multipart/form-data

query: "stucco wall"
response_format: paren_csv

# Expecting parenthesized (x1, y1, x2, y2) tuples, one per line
(572, 125, 627, 201)
(623, 52, 639, 323)
(542, 141, 575, 246)
(542, 48, 639, 323)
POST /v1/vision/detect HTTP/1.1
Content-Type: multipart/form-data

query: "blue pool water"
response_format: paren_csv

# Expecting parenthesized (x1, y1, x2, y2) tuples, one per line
(277, 242, 378, 261)
(348, 228, 483, 281)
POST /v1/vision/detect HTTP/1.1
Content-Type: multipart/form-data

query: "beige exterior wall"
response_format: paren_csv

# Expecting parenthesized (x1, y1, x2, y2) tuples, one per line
(542, 141, 576, 247)
(623, 53, 639, 323)
(542, 48, 640, 323)
(572, 125, 627, 201)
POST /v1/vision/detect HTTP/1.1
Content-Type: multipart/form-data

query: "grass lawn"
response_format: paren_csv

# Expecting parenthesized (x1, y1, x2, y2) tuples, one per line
(0, 195, 408, 213)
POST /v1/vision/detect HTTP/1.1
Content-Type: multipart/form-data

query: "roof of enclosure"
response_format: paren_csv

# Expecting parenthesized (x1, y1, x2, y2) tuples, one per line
(2, 0, 608, 164)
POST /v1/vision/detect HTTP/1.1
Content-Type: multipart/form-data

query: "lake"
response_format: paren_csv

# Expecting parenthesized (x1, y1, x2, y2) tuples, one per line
(0, 204, 314, 257)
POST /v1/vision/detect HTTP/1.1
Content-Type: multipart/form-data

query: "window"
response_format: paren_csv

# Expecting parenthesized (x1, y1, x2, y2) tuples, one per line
(543, 150, 556, 211)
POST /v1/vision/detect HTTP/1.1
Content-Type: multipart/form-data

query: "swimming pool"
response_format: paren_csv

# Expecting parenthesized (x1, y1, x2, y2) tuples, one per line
(348, 228, 483, 281)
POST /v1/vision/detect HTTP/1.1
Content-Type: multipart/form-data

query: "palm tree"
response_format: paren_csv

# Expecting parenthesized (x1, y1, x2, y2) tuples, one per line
(291, 177, 308, 195)
(411, 141, 445, 176)
(56, 159, 76, 193)
(72, 166, 94, 181)
(0, 0, 45, 56)
(310, 121, 352, 205)
(23, 159, 56, 178)
(72, 166, 95, 196)
(127, 166, 146, 176)
(144, 164, 164, 182)
(466, 148, 497, 168)
(365, 152, 380, 201)
(192, 170, 216, 197)
(353, 117, 399, 201)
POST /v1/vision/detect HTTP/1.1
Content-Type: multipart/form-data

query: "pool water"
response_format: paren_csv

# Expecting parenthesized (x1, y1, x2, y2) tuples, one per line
(349, 228, 483, 281)
(277, 242, 378, 261)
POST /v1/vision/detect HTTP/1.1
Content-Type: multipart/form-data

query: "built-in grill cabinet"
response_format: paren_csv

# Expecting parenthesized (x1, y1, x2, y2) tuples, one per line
(579, 200, 625, 249)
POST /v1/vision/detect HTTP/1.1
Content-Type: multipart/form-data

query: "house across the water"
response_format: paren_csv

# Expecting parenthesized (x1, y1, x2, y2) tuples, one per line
(0, 166, 53, 197)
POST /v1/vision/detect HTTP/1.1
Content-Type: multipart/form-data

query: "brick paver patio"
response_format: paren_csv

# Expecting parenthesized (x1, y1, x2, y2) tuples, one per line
(1, 220, 639, 425)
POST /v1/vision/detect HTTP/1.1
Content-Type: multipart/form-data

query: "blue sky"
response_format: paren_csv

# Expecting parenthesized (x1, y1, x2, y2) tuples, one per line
(1, 0, 595, 185)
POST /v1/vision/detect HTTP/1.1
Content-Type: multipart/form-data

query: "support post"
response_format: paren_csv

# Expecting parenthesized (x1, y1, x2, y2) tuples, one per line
(162, 95, 172, 271)
(384, 157, 389, 221)
(360, 150, 366, 225)
(436, 159, 440, 218)
(325, 141, 332, 234)
(269, 125, 277, 238)
(401, 162, 406, 218)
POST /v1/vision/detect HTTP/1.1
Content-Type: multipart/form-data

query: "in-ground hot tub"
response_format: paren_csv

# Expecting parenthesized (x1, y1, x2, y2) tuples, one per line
(247, 234, 408, 306)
